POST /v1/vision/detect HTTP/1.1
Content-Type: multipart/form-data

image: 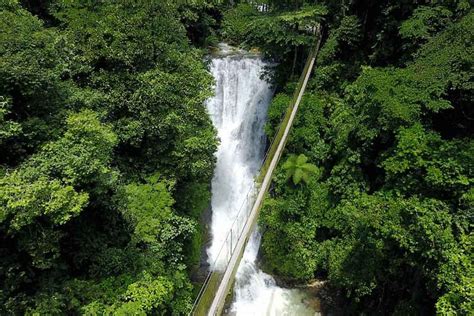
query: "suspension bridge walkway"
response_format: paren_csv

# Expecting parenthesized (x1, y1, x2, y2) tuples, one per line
(192, 26, 322, 316)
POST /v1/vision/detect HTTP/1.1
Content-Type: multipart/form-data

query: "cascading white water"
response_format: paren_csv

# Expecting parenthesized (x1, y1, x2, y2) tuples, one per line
(206, 44, 315, 315)
(231, 231, 315, 316)
(206, 44, 271, 268)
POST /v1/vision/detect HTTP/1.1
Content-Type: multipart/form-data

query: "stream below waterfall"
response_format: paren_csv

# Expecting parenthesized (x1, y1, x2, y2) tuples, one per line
(205, 43, 317, 316)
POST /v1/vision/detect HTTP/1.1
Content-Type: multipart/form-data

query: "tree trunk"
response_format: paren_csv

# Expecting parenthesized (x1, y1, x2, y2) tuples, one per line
(291, 46, 298, 78)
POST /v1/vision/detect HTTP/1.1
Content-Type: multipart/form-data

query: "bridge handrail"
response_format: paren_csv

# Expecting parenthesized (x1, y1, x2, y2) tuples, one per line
(257, 34, 320, 183)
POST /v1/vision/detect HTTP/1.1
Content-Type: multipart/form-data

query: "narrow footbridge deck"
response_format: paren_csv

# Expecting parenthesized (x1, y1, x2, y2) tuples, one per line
(192, 28, 322, 316)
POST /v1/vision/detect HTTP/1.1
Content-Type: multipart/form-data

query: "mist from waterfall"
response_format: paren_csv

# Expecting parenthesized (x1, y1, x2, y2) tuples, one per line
(206, 44, 315, 315)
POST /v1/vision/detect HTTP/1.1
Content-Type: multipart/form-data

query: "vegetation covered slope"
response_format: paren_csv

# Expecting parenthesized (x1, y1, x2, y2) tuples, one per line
(1, 0, 472, 315)
(0, 1, 220, 314)
(221, 0, 472, 314)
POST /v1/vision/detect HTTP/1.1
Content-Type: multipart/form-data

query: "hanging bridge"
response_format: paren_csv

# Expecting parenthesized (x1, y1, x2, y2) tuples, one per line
(191, 26, 322, 316)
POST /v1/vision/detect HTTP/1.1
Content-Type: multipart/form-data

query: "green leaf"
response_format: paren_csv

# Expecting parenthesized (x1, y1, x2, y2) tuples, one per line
(293, 168, 304, 185)
(296, 154, 308, 165)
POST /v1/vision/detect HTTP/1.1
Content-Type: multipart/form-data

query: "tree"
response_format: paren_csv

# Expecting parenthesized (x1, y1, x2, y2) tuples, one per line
(222, 3, 327, 83)
(0, 3, 70, 165)
(0, 1, 218, 314)
(0, 97, 21, 145)
(282, 154, 320, 185)
(258, 3, 473, 314)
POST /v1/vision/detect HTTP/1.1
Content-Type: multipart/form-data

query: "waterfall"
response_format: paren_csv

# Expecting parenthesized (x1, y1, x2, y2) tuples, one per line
(206, 43, 315, 315)
(206, 44, 271, 268)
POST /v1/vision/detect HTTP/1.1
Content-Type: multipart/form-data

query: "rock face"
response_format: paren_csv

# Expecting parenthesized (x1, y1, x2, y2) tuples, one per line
(299, 280, 346, 316)
(303, 281, 326, 314)
(191, 203, 213, 284)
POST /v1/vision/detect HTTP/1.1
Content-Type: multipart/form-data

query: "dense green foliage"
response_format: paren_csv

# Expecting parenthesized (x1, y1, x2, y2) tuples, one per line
(0, 1, 219, 314)
(1, 0, 472, 314)
(222, 2, 326, 82)
(221, 1, 473, 314)
(282, 154, 320, 185)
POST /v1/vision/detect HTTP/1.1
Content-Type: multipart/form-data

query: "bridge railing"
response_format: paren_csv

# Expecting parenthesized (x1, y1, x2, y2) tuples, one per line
(191, 181, 258, 316)
(191, 27, 322, 315)
(256, 39, 320, 184)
